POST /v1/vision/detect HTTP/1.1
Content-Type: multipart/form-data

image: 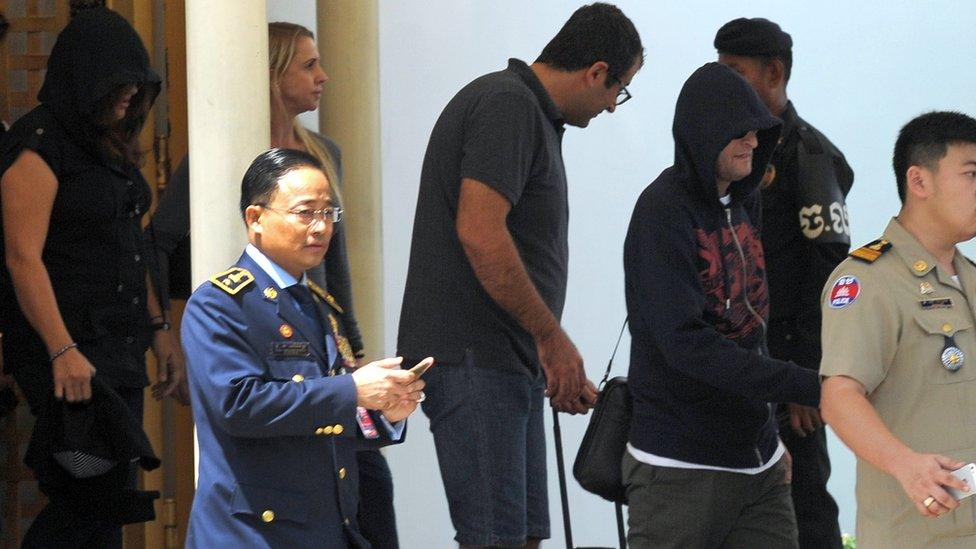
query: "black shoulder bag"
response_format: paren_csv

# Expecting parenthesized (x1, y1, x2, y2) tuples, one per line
(552, 319, 630, 549)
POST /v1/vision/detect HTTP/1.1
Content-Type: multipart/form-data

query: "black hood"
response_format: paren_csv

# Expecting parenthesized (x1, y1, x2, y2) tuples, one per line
(38, 7, 160, 122)
(672, 62, 781, 204)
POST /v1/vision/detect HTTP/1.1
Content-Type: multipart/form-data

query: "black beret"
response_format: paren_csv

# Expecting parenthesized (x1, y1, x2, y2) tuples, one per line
(714, 18, 792, 57)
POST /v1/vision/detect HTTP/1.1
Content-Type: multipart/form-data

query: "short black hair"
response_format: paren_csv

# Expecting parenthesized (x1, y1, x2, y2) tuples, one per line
(893, 111, 976, 202)
(240, 148, 324, 218)
(535, 3, 643, 86)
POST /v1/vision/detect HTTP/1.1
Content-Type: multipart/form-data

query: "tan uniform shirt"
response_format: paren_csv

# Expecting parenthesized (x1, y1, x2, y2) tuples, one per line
(821, 218, 976, 548)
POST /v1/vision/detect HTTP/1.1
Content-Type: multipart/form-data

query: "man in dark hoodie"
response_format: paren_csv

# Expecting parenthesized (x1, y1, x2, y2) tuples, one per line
(715, 18, 852, 548)
(621, 62, 821, 548)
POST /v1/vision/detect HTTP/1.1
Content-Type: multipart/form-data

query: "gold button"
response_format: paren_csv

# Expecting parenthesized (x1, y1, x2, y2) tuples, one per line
(292, 374, 304, 383)
(261, 510, 275, 523)
(324, 425, 334, 435)
(339, 467, 347, 479)
(913, 260, 928, 272)
(943, 323, 954, 333)
(333, 424, 344, 435)
(315, 427, 324, 435)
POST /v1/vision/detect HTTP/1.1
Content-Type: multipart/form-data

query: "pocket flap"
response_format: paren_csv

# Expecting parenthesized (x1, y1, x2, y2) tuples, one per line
(231, 483, 310, 524)
(914, 314, 973, 337)
(266, 359, 325, 382)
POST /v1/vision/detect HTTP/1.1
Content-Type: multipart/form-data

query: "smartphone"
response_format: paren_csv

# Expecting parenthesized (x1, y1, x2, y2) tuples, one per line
(947, 463, 976, 500)
(409, 357, 435, 378)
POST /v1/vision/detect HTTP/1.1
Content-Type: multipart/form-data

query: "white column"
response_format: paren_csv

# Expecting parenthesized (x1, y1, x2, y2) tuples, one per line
(317, 1, 384, 358)
(185, 0, 269, 480)
(185, 0, 270, 288)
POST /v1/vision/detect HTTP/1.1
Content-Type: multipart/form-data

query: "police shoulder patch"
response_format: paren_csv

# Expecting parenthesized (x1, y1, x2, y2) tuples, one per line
(849, 238, 891, 263)
(828, 275, 861, 309)
(307, 280, 344, 314)
(209, 267, 255, 295)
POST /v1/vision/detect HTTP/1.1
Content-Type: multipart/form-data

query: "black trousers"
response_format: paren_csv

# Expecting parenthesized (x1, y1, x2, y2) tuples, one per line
(782, 426, 842, 549)
(357, 448, 399, 549)
(12, 363, 144, 549)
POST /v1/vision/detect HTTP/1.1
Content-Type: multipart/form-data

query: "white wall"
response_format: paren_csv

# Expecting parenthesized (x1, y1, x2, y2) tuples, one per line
(378, 1, 976, 547)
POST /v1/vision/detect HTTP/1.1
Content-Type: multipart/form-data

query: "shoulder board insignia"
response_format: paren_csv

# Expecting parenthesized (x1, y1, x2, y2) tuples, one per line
(849, 238, 891, 263)
(307, 280, 345, 314)
(209, 267, 255, 295)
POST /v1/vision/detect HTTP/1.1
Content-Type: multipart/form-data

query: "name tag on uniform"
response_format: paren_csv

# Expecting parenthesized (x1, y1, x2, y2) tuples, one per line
(919, 298, 953, 310)
(270, 341, 312, 359)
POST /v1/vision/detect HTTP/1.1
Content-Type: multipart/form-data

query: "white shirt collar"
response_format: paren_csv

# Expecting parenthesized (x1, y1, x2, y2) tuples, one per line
(244, 243, 306, 289)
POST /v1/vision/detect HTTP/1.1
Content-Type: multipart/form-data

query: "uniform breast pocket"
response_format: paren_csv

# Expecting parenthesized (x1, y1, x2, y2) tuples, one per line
(913, 314, 976, 384)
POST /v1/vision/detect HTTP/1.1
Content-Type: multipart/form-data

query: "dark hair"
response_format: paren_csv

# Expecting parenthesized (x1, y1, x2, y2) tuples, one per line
(893, 111, 976, 202)
(0, 12, 9, 42)
(535, 3, 643, 86)
(240, 148, 324, 218)
(91, 83, 156, 164)
(70, 0, 107, 19)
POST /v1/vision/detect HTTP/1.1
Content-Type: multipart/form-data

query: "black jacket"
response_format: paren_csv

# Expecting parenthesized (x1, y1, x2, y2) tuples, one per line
(25, 376, 160, 524)
(624, 63, 820, 468)
(761, 102, 854, 371)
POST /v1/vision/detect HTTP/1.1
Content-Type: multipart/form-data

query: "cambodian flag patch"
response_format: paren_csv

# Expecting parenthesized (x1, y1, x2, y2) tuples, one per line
(829, 275, 860, 308)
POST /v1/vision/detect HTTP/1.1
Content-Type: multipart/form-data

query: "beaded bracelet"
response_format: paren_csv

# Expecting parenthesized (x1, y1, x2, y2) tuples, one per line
(150, 321, 171, 332)
(50, 342, 78, 363)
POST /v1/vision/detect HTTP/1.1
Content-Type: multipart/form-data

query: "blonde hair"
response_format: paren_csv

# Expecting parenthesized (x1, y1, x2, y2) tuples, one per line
(268, 22, 342, 204)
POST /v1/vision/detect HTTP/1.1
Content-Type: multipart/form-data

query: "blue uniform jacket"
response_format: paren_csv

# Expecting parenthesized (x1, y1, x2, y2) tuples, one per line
(182, 252, 395, 548)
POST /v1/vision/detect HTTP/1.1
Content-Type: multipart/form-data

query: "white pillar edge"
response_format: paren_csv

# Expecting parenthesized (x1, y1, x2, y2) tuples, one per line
(185, 0, 270, 483)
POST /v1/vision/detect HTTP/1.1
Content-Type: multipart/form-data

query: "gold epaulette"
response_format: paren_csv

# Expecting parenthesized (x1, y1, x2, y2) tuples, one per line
(849, 238, 891, 263)
(209, 267, 255, 295)
(307, 280, 345, 314)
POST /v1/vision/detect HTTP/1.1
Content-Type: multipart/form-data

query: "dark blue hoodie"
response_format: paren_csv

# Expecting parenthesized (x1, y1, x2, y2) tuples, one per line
(624, 63, 821, 468)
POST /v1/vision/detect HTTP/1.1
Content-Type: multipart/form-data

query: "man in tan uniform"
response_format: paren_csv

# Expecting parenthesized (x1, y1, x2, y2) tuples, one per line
(821, 111, 976, 547)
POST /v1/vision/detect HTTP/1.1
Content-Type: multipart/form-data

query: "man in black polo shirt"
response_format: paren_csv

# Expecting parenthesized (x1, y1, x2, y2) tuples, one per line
(397, 3, 642, 547)
(716, 18, 853, 548)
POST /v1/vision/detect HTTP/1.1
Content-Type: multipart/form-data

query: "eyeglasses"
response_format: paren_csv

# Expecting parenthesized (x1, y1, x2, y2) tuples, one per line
(258, 205, 343, 226)
(607, 74, 632, 106)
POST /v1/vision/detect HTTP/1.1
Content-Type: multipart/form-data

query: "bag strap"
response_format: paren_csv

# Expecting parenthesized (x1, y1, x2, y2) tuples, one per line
(553, 317, 629, 549)
(599, 317, 629, 389)
(616, 502, 626, 548)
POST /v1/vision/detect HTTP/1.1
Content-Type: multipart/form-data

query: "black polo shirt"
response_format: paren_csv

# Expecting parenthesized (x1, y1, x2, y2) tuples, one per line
(398, 58, 568, 374)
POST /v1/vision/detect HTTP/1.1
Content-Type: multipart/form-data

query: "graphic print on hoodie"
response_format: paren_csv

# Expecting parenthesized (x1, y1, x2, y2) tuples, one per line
(624, 63, 821, 469)
(695, 222, 769, 343)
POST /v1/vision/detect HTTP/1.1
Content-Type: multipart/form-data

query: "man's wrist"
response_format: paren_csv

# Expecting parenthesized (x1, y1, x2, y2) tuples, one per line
(531, 318, 562, 343)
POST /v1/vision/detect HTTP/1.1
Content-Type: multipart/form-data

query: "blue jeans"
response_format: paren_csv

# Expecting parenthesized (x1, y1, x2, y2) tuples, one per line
(421, 352, 549, 547)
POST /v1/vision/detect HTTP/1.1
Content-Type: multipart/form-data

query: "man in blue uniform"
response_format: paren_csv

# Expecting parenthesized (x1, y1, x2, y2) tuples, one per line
(181, 149, 424, 548)
(716, 18, 854, 548)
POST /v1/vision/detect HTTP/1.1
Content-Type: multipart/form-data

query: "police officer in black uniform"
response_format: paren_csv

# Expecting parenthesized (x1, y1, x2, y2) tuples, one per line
(715, 18, 853, 549)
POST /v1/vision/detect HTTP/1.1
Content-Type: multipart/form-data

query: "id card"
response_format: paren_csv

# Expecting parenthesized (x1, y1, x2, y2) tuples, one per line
(356, 406, 379, 439)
